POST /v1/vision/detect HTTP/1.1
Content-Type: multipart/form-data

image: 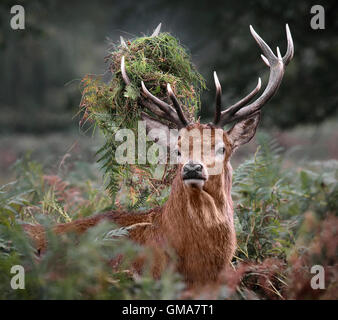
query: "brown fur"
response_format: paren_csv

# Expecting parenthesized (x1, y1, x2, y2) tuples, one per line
(24, 121, 260, 286)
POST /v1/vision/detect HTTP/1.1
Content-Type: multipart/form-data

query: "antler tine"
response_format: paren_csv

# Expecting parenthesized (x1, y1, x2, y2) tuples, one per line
(121, 56, 182, 126)
(167, 84, 189, 127)
(141, 82, 187, 128)
(140, 98, 175, 122)
(249, 25, 276, 62)
(214, 77, 261, 126)
(217, 24, 294, 126)
(151, 23, 162, 37)
(283, 24, 294, 65)
(213, 71, 222, 124)
(215, 78, 262, 126)
(121, 56, 131, 85)
(261, 54, 270, 67)
(141, 82, 177, 119)
(120, 36, 128, 49)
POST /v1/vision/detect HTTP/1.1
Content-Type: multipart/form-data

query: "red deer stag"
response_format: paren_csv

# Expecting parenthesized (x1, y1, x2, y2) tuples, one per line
(24, 25, 294, 286)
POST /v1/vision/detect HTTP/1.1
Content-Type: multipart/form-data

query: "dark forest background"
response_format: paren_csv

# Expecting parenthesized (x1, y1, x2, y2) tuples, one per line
(0, 0, 337, 133)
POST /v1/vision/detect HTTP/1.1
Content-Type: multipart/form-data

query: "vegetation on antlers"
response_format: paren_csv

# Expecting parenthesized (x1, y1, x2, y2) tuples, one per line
(79, 32, 205, 198)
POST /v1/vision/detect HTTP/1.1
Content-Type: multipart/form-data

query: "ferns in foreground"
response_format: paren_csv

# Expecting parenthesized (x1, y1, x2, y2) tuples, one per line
(0, 137, 337, 299)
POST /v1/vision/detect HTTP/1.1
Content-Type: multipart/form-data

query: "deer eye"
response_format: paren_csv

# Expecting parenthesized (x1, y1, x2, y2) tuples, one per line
(173, 149, 181, 157)
(216, 147, 226, 155)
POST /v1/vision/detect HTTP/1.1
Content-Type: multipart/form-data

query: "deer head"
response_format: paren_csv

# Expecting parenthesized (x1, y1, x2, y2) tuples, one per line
(121, 25, 294, 195)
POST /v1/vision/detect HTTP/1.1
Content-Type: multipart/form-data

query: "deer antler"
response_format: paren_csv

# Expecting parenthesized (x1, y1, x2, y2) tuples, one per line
(213, 24, 294, 127)
(121, 56, 189, 129)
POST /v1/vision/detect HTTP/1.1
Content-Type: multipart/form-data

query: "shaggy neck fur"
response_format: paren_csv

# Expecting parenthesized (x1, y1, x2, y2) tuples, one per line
(160, 162, 236, 284)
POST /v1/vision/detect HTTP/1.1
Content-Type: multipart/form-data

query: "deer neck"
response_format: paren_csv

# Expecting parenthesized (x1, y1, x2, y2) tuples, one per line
(162, 162, 234, 232)
(159, 163, 236, 283)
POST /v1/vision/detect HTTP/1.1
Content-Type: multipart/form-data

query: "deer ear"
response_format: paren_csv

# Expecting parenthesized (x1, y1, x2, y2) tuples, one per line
(227, 112, 261, 150)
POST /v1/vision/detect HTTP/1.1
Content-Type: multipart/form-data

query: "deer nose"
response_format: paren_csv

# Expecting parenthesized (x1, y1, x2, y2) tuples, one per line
(183, 161, 203, 173)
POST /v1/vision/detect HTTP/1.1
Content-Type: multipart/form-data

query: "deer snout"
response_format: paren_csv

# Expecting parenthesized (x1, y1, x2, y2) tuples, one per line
(182, 161, 208, 188)
(184, 162, 202, 173)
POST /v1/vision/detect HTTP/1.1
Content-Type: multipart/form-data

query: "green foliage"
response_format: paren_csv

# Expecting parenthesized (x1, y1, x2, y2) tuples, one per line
(0, 137, 337, 299)
(79, 31, 205, 201)
(0, 156, 183, 299)
(82, 32, 205, 123)
(233, 135, 293, 260)
(228, 134, 337, 299)
(233, 134, 337, 262)
(0, 220, 183, 299)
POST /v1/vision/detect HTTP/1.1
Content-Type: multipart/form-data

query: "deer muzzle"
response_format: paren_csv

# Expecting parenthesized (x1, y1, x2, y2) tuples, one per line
(182, 161, 207, 188)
